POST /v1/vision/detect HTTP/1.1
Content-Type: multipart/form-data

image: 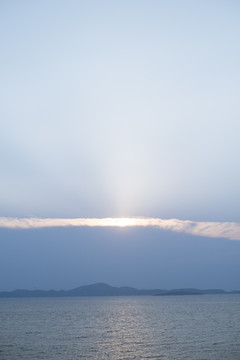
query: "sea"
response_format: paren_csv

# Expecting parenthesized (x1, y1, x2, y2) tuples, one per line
(0, 295, 240, 360)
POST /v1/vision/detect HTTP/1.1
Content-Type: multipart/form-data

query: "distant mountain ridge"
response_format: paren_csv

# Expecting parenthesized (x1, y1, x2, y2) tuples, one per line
(0, 283, 240, 298)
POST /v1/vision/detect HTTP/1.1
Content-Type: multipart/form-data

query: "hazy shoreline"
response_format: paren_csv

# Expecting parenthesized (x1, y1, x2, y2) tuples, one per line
(1, 283, 240, 298)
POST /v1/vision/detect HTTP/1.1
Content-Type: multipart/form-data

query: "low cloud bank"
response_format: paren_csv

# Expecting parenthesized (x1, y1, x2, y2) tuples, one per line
(0, 217, 240, 241)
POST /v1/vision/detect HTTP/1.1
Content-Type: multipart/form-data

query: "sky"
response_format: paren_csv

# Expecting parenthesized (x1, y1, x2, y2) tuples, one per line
(1, 0, 240, 291)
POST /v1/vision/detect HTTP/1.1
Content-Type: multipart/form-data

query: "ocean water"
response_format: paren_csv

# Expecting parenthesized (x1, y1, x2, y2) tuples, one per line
(0, 295, 240, 359)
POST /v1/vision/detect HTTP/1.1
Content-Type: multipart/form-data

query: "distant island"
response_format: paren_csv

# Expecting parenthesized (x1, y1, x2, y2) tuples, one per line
(0, 283, 240, 298)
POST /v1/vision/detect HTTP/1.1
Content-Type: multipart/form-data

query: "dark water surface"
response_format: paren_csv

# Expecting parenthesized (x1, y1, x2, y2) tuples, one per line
(1, 295, 240, 359)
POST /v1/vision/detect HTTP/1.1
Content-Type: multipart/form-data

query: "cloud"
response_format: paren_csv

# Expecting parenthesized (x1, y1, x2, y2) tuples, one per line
(0, 217, 240, 241)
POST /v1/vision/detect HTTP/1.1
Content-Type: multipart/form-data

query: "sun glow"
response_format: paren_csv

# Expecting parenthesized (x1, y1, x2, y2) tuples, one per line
(1, 217, 240, 240)
(106, 217, 138, 227)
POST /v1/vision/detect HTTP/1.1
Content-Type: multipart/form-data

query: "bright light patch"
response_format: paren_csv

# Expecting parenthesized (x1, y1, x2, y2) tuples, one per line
(106, 218, 138, 227)
(0, 217, 240, 241)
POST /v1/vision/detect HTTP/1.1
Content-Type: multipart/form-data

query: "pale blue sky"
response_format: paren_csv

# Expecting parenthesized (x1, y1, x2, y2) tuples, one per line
(1, 0, 240, 220)
(1, 226, 240, 291)
(1, 1, 240, 291)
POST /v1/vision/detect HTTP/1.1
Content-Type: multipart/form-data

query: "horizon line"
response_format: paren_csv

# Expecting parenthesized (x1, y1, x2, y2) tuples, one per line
(0, 282, 239, 294)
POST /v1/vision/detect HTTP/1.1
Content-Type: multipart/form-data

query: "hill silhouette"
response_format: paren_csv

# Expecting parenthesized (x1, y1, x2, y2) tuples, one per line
(0, 283, 239, 298)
